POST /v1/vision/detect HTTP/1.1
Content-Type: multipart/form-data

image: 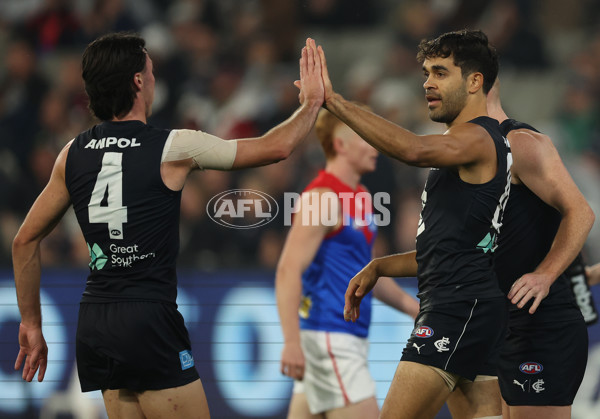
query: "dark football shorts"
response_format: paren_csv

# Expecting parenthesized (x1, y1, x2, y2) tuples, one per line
(401, 297, 508, 381)
(498, 318, 588, 406)
(76, 301, 200, 392)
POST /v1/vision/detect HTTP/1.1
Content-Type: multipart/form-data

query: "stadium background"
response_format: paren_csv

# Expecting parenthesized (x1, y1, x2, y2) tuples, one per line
(0, 0, 600, 417)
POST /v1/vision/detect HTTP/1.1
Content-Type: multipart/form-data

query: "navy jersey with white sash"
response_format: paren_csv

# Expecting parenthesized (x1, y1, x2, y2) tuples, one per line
(415, 116, 511, 306)
(494, 119, 582, 325)
(65, 120, 181, 304)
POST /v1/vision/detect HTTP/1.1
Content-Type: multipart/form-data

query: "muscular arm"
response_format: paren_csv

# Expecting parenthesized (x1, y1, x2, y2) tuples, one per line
(322, 92, 493, 169)
(160, 99, 322, 190)
(508, 130, 595, 313)
(275, 189, 334, 380)
(12, 141, 73, 382)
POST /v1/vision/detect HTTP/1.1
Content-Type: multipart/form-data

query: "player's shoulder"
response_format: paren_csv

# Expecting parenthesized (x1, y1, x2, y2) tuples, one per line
(507, 127, 553, 150)
(445, 119, 499, 150)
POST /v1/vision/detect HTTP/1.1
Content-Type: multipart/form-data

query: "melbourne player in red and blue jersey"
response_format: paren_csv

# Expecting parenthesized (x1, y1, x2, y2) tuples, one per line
(276, 107, 418, 419)
(299, 170, 377, 337)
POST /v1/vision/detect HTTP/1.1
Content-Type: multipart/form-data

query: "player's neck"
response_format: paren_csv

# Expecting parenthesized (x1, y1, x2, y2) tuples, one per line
(487, 102, 509, 123)
(325, 159, 361, 189)
(112, 99, 148, 123)
(447, 95, 488, 127)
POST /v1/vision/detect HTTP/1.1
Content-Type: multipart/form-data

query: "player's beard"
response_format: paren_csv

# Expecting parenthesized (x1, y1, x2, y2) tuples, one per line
(429, 86, 468, 124)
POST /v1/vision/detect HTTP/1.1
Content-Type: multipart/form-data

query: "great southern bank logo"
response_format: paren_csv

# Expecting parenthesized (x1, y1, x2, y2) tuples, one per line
(207, 189, 279, 229)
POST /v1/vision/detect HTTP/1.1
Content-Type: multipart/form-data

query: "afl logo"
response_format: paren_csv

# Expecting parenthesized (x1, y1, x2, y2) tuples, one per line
(414, 326, 434, 338)
(519, 362, 543, 374)
(207, 189, 279, 229)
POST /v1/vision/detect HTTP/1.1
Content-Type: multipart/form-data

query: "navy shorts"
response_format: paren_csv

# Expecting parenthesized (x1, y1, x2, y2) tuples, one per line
(401, 298, 508, 381)
(498, 318, 588, 406)
(76, 301, 200, 392)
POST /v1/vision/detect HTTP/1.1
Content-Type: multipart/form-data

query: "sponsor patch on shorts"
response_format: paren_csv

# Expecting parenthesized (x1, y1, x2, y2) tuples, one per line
(179, 350, 194, 370)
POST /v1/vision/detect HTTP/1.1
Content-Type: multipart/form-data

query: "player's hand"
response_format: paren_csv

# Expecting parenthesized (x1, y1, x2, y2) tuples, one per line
(344, 262, 380, 322)
(15, 323, 48, 382)
(280, 341, 305, 380)
(315, 42, 335, 107)
(507, 273, 552, 314)
(586, 264, 600, 286)
(294, 38, 324, 108)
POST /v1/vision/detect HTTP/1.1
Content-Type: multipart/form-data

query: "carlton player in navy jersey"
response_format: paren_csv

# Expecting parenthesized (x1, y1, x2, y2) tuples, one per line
(313, 31, 511, 418)
(276, 107, 418, 419)
(12, 33, 325, 418)
(484, 80, 594, 419)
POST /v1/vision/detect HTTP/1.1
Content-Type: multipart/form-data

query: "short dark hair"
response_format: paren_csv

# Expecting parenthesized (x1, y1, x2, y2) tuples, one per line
(417, 29, 498, 94)
(81, 32, 147, 121)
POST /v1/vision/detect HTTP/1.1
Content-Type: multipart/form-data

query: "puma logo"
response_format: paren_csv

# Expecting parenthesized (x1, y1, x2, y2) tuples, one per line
(513, 379, 527, 392)
(413, 343, 425, 354)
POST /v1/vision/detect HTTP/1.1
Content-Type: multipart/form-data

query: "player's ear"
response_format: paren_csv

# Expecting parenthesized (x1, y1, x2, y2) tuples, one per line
(468, 72, 483, 94)
(133, 73, 143, 91)
(332, 136, 346, 155)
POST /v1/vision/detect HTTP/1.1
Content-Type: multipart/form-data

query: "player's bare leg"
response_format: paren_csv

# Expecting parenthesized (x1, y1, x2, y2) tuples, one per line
(380, 361, 451, 419)
(287, 393, 325, 419)
(502, 399, 510, 419)
(447, 377, 501, 418)
(503, 405, 571, 419)
(326, 396, 379, 419)
(137, 379, 210, 418)
(102, 379, 210, 419)
(102, 389, 145, 419)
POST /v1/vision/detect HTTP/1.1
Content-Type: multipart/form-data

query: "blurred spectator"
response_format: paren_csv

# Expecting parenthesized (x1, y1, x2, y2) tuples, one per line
(24, 0, 84, 53)
(298, 0, 379, 27)
(81, 0, 140, 43)
(479, 0, 549, 70)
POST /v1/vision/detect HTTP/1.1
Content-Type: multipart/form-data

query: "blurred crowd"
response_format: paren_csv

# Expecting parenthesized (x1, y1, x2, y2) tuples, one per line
(1, 0, 600, 271)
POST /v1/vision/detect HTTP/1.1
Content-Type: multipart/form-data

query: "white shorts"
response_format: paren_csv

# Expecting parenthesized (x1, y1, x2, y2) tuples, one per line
(292, 330, 376, 414)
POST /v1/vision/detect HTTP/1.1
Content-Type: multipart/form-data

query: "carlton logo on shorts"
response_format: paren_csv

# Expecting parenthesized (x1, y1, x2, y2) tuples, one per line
(179, 350, 195, 370)
(519, 361, 543, 374)
(413, 326, 434, 338)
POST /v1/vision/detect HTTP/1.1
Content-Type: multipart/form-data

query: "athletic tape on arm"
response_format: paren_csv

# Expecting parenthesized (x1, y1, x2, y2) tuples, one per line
(161, 129, 238, 170)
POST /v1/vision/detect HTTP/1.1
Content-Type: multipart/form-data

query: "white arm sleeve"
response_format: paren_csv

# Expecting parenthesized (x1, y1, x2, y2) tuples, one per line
(161, 129, 238, 170)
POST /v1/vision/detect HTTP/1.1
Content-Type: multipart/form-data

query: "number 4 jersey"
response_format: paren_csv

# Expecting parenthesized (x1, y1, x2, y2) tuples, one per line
(66, 120, 181, 303)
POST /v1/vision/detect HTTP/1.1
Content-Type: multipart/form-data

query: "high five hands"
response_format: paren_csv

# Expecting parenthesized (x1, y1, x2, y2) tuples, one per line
(295, 38, 336, 108)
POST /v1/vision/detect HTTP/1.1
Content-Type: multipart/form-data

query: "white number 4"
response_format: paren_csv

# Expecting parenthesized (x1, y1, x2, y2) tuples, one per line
(88, 152, 128, 239)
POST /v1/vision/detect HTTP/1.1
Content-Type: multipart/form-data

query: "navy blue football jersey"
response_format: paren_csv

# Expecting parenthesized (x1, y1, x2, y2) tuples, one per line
(415, 116, 511, 305)
(65, 121, 181, 303)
